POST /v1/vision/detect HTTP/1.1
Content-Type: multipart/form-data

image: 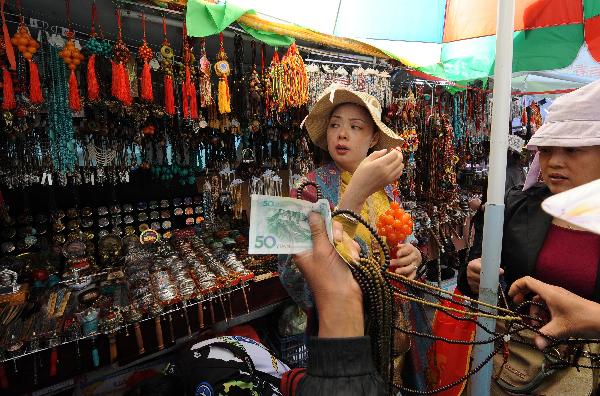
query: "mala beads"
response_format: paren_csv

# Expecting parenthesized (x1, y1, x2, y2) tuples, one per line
(138, 14, 153, 102)
(214, 33, 231, 114)
(159, 17, 175, 116)
(58, 31, 84, 112)
(11, 21, 42, 104)
(111, 9, 132, 106)
(376, 201, 413, 259)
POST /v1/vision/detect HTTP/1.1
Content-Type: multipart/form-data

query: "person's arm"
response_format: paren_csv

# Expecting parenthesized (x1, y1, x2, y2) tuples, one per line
(285, 213, 385, 396)
(509, 276, 600, 349)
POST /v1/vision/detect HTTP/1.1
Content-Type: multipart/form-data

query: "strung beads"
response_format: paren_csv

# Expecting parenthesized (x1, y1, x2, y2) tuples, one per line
(376, 201, 413, 258)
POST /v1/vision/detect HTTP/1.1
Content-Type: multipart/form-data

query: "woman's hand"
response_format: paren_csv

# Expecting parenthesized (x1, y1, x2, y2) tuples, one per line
(390, 244, 422, 279)
(509, 276, 600, 349)
(466, 258, 504, 294)
(339, 149, 404, 214)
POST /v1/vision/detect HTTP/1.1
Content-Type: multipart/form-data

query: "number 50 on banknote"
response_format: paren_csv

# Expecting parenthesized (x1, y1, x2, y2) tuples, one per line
(248, 195, 333, 254)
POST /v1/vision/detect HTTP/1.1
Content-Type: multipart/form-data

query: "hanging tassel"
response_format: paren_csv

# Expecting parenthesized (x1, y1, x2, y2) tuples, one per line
(28, 61, 43, 104)
(182, 80, 189, 119)
(1, 0, 15, 70)
(164, 74, 174, 116)
(189, 81, 198, 119)
(68, 69, 81, 111)
(111, 60, 120, 99)
(1, 68, 15, 110)
(120, 63, 132, 106)
(87, 54, 99, 101)
(218, 78, 231, 114)
(140, 60, 153, 101)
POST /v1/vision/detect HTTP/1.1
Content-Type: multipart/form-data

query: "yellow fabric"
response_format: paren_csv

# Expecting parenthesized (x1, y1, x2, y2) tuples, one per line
(340, 171, 390, 246)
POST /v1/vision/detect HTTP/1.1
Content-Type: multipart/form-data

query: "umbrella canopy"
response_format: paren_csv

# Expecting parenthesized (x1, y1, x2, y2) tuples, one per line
(186, 0, 600, 85)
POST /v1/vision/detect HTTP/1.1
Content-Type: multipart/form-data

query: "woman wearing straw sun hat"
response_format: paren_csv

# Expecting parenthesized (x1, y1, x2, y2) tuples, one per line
(458, 78, 600, 395)
(278, 84, 427, 390)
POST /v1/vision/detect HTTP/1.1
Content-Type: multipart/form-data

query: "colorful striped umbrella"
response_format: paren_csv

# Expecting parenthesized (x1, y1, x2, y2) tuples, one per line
(186, 0, 600, 84)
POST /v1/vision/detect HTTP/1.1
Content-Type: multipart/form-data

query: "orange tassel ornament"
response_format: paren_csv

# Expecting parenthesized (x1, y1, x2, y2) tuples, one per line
(138, 14, 153, 102)
(159, 17, 175, 115)
(59, 31, 84, 111)
(87, 54, 99, 101)
(214, 33, 231, 114)
(11, 22, 42, 104)
(112, 9, 132, 106)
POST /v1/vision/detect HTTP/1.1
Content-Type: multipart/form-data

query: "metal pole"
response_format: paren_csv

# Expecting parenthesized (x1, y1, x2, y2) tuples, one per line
(470, 0, 515, 395)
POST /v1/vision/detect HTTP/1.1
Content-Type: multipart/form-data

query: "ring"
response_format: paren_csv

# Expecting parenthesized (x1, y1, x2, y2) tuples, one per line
(413, 264, 418, 271)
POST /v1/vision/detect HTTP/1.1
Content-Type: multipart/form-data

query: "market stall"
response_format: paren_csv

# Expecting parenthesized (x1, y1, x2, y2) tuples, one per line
(0, 0, 569, 394)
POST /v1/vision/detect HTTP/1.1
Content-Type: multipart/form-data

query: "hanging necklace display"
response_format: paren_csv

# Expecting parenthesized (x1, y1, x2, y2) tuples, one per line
(159, 16, 175, 116)
(138, 13, 153, 102)
(198, 38, 212, 108)
(11, 15, 42, 105)
(111, 8, 132, 106)
(214, 33, 231, 115)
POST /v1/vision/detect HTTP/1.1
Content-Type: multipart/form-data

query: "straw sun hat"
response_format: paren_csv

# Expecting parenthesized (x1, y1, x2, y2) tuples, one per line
(302, 84, 403, 151)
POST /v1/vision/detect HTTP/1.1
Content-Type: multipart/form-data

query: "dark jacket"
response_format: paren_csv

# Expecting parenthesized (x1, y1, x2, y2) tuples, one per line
(282, 337, 385, 396)
(458, 183, 600, 302)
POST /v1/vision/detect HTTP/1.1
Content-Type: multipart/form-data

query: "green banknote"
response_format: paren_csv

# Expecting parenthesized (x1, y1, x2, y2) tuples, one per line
(248, 195, 332, 254)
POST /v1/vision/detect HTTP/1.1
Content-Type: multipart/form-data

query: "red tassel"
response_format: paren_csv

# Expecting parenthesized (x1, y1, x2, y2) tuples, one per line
(140, 61, 153, 101)
(87, 54, 99, 101)
(182, 80, 189, 119)
(2, 24, 15, 70)
(2, 68, 15, 110)
(68, 69, 82, 112)
(28, 61, 43, 104)
(120, 63, 132, 106)
(164, 74, 174, 115)
(111, 60, 120, 99)
(113, 62, 132, 106)
(189, 81, 198, 119)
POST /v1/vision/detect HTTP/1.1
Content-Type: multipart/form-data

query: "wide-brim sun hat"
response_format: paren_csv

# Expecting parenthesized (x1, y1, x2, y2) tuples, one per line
(302, 84, 403, 151)
(527, 78, 600, 149)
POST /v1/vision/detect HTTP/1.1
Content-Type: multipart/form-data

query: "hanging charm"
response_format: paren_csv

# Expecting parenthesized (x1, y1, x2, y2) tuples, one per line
(160, 17, 175, 115)
(11, 21, 42, 104)
(59, 31, 84, 112)
(0, 0, 15, 70)
(112, 9, 132, 106)
(198, 38, 212, 108)
(83, 2, 101, 101)
(138, 13, 153, 102)
(1, 39, 15, 110)
(214, 33, 231, 114)
(180, 23, 197, 119)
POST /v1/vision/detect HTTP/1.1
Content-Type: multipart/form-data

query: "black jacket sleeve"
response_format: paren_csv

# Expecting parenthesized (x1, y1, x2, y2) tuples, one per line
(296, 337, 386, 396)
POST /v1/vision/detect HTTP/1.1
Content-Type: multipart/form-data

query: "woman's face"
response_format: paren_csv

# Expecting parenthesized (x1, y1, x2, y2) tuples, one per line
(326, 103, 379, 172)
(539, 145, 600, 194)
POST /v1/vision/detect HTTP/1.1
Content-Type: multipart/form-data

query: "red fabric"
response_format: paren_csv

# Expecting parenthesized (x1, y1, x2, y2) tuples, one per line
(140, 61, 153, 101)
(28, 61, 43, 104)
(164, 74, 175, 115)
(426, 288, 476, 396)
(189, 81, 198, 119)
(585, 14, 600, 63)
(280, 368, 306, 396)
(535, 224, 600, 299)
(68, 69, 81, 112)
(2, 67, 15, 110)
(87, 54, 100, 101)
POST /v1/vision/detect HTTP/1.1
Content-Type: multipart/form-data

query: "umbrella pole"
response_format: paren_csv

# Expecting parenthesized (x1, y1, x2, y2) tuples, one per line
(470, 0, 515, 395)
